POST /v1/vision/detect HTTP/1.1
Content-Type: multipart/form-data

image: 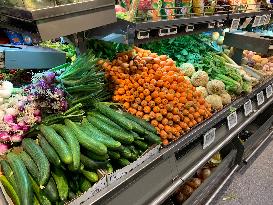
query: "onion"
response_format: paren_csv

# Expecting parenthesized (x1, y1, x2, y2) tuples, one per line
(181, 185, 193, 199)
(175, 192, 185, 204)
(186, 178, 202, 189)
(197, 168, 211, 180)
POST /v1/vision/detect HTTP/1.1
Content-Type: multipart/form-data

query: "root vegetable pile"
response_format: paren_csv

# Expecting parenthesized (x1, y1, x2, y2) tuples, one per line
(99, 47, 212, 145)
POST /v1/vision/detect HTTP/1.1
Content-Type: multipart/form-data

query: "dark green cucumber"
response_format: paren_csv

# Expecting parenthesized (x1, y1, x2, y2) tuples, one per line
(144, 130, 162, 145)
(108, 151, 121, 160)
(88, 112, 122, 130)
(130, 131, 144, 140)
(80, 154, 108, 170)
(134, 140, 148, 151)
(81, 170, 99, 183)
(52, 124, 81, 170)
(117, 158, 130, 167)
(29, 175, 51, 205)
(1, 160, 17, 191)
(19, 151, 59, 202)
(129, 146, 139, 160)
(0, 175, 20, 205)
(82, 118, 121, 148)
(79, 177, 92, 192)
(7, 152, 33, 205)
(39, 125, 72, 164)
(86, 116, 134, 144)
(38, 134, 61, 167)
(122, 111, 157, 133)
(106, 163, 113, 174)
(82, 149, 109, 161)
(22, 138, 50, 186)
(117, 145, 132, 159)
(94, 103, 133, 130)
(64, 119, 107, 155)
(51, 168, 69, 201)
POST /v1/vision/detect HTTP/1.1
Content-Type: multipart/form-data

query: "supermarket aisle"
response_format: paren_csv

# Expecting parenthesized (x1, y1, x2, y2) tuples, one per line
(215, 137, 273, 205)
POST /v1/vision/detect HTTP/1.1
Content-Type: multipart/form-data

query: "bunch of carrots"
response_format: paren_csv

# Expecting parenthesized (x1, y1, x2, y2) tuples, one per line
(99, 47, 212, 145)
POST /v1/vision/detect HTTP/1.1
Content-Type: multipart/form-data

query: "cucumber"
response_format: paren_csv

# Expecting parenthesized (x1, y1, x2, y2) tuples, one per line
(88, 112, 122, 130)
(106, 163, 113, 174)
(80, 154, 108, 170)
(86, 116, 134, 144)
(94, 103, 133, 130)
(82, 149, 109, 161)
(7, 152, 33, 205)
(34, 196, 40, 205)
(108, 151, 120, 160)
(117, 145, 132, 159)
(38, 134, 62, 167)
(144, 130, 162, 145)
(22, 138, 50, 186)
(64, 119, 107, 155)
(117, 158, 130, 167)
(134, 140, 148, 151)
(82, 118, 121, 148)
(52, 124, 81, 170)
(81, 170, 99, 183)
(129, 146, 139, 160)
(40, 125, 73, 164)
(130, 131, 144, 140)
(0, 160, 17, 191)
(122, 111, 157, 133)
(51, 168, 69, 201)
(19, 151, 59, 202)
(79, 177, 92, 192)
(29, 175, 51, 205)
(0, 175, 20, 205)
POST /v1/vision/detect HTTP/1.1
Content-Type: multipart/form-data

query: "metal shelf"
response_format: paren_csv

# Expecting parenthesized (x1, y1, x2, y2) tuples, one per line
(0, 0, 116, 41)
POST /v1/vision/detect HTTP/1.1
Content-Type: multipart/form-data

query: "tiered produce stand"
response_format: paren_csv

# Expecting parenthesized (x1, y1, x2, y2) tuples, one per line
(1, 1, 273, 205)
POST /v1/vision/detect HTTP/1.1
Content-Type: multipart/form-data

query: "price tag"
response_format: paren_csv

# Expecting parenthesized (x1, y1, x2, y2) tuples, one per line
(259, 15, 267, 26)
(244, 100, 253, 116)
(264, 14, 271, 25)
(240, 17, 252, 29)
(159, 27, 177, 36)
(266, 85, 273, 98)
(252, 16, 261, 27)
(230, 18, 240, 31)
(227, 111, 237, 130)
(137, 30, 149, 39)
(208, 22, 215, 28)
(203, 128, 216, 149)
(185, 25, 194, 32)
(257, 91, 265, 106)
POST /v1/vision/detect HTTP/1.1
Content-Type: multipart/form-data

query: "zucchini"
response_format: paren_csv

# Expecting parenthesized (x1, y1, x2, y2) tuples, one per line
(39, 125, 73, 164)
(64, 119, 107, 155)
(38, 134, 62, 167)
(79, 177, 92, 192)
(51, 168, 69, 201)
(80, 154, 108, 170)
(134, 140, 148, 151)
(0, 175, 20, 205)
(22, 138, 50, 186)
(108, 151, 120, 160)
(117, 158, 130, 167)
(82, 149, 109, 161)
(94, 103, 133, 130)
(86, 116, 134, 144)
(0, 160, 17, 191)
(81, 170, 99, 183)
(144, 130, 161, 145)
(52, 124, 81, 170)
(29, 175, 51, 205)
(117, 145, 132, 159)
(7, 152, 33, 205)
(122, 111, 157, 133)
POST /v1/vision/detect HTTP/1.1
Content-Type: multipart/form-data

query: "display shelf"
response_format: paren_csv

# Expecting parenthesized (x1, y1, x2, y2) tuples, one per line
(66, 77, 273, 205)
(0, 0, 116, 41)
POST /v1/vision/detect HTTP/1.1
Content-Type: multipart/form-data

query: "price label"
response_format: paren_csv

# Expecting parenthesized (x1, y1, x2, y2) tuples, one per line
(252, 16, 261, 27)
(264, 14, 271, 25)
(185, 25, 194, 32)
(227, 111, 237, 130)
(257, 91, 265, 106)
(137, 30, 149, 39)
(230, 18, 240, 31)
(240, 17, 252, 29)
(266, 85, 273, 98)
(244, 100, 253, 116)
(203, 128, 216, 149)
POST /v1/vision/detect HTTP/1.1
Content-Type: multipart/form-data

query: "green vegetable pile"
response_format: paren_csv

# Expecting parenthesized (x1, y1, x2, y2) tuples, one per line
(1, 102, 161, 205)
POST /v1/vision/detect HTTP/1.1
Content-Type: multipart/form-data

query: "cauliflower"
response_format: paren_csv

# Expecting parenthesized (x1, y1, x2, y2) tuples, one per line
(206, 80, 225, 95)
(205, 94, 223, 110)
(196, 86, 208, 98)
(220, 92, 231, 105)
(180, 63, 195, 77)
(191, 71, 209, 87)
(184, 76, 191, 83)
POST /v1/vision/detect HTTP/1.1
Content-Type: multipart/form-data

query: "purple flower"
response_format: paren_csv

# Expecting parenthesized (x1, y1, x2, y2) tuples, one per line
(43, 72, 56, 85)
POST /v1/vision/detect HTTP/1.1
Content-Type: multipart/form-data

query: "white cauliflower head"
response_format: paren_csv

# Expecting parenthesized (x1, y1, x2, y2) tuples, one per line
(180, 63, 195, 77)
(191, 71, 209, 87)
(206, 80, 225, 95)
(205, 94, 223, 110)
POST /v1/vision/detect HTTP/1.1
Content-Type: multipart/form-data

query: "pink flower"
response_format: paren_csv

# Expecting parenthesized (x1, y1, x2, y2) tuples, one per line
(4, 114, 14, 124)
(10, 135, 24, 142)
(0, 143, 10, 154)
